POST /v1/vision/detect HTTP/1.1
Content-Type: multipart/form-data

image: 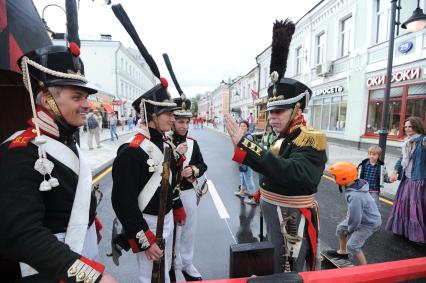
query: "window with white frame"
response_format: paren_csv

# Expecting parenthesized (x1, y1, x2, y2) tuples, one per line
(340, 15, 353, 57)
(296, 46, 303, 74)
(375, 0, 390, 43)
(316, 32, 325, 65)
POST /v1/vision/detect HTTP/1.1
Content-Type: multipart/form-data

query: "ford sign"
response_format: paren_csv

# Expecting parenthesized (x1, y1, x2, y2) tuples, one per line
(398, 41, 413, 54)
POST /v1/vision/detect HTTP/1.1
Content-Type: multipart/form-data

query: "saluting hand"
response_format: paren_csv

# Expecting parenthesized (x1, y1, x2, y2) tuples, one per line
(225, 114, 244, 147)
(145, 243, 163, 261)
(176, 142, 188, 155)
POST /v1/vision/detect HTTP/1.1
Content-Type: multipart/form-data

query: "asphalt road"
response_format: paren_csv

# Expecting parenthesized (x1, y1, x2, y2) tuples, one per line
(94, 126, 426, 282)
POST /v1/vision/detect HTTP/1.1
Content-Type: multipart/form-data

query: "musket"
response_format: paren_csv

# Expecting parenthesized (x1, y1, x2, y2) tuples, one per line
(151, 146, 172, 283)
(169, 147, 183, 283)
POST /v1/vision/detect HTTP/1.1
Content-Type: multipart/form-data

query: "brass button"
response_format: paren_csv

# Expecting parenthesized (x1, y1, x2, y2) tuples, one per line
(78, 272, 86, 280)
(68, 267, 77, 275)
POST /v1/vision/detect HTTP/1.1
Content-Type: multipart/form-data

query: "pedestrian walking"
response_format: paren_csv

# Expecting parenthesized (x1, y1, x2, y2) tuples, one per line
(108, 112, 119, 141)
(87, 109, 101, 149)
(128, 115, 134, 131)
(247, 112, 254, 132)
(386, 116, 426, 244)
(0, 43, 116, 282)
(225, 19, 327, 272)
(357, 145, 392, 209)
(326, 162, 382, 265)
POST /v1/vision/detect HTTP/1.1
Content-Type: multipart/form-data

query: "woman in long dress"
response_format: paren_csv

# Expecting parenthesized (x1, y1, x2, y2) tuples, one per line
(386, 116, 426, 244)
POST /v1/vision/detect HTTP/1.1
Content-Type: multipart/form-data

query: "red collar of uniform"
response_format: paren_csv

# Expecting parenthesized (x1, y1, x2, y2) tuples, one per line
(285, 114, 306, 136)
(26, 107, 60, 139)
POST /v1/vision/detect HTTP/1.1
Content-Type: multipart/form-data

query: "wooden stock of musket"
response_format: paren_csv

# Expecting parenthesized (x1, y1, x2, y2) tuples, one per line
(151, 146, 172, 283)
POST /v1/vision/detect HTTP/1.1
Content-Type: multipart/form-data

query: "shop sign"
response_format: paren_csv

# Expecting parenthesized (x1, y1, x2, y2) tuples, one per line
(366, 67, 421, 87)
(312, 85, 344, 97)
(398, 41, 413, 54)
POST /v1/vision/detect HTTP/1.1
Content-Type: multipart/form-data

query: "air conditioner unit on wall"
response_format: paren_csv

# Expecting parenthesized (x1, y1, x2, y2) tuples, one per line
(316, 61, 333, 77)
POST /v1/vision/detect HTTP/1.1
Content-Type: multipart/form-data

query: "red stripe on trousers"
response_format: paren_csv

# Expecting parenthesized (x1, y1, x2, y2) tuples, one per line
(300, 208, 317, 271)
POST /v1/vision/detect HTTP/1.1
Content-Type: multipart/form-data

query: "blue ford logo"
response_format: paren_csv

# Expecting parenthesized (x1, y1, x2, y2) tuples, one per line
(398, 41, 413, 54)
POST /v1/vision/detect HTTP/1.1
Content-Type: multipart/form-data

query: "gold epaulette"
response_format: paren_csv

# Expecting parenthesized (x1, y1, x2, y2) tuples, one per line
(292, 126, 326, 151)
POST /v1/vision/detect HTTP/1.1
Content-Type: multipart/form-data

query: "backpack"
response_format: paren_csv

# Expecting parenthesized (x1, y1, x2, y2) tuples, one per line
(87, 115, 98, 129)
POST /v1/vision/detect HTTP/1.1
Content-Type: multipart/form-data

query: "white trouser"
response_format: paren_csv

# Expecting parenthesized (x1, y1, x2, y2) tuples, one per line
(136, 212, 174, 283)
(175, 189, 198, 272)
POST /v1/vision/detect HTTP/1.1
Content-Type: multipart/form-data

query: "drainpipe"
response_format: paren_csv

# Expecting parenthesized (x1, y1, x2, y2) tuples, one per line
(114, 42, 122, 116)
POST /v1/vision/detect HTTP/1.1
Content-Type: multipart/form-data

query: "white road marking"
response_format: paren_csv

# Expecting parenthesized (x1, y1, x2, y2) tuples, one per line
(207, 179, 230, 219)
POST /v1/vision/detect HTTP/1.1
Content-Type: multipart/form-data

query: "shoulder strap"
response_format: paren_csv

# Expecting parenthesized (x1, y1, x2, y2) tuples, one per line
(137, 139, 172, 212)
(7, 129, 36, 148)
(183, 138, 194, 168)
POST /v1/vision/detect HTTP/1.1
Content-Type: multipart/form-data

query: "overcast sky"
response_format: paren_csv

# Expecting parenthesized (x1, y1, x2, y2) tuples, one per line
(34, 0, 320, 98)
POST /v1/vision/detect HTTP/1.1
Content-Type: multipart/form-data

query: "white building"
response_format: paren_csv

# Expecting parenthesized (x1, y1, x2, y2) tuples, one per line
(255, 0, 425, 152)
(53, 35, 156, 118)
(229, 67, 260, 124)
(210, 81, 230, 126)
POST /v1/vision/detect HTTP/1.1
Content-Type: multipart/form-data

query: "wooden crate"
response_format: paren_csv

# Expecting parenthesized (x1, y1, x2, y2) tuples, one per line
(229, 241, 275, 278)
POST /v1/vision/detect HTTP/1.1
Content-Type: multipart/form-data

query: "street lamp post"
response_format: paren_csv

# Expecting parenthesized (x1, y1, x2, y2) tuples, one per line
(41, 4, 66, 38)
(378, 0, 426, 162)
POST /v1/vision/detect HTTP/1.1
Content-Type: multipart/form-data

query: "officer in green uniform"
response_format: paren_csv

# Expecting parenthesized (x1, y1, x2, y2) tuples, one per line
(225, 19, 327, 273)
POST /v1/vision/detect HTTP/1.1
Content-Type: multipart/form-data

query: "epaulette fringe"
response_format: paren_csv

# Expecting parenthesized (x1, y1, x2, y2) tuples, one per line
(292, 126, 326, 151)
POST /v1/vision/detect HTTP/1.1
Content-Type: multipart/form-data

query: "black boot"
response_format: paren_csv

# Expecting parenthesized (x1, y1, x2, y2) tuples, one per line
(182, 270, 202, 281)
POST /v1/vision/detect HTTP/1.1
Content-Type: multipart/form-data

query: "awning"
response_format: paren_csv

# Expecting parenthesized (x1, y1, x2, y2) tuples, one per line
(101, 103, 114, 113)
(88, 102, 97, 111)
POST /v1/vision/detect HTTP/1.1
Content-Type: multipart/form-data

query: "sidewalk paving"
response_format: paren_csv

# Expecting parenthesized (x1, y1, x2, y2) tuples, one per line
(203, 123, 400, 200)
(79, 126, 136, 175)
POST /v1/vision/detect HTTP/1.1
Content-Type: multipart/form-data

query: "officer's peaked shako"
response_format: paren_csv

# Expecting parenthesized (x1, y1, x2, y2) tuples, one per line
(111, 4, 178, 118)
(163, 53, 192, 119)
(267, 19, 312, 111)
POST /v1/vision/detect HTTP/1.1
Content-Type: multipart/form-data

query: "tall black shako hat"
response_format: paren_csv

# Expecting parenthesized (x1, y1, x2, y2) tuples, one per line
(163, 53, 192, 119)
(267, 19, 312, 112)
(15, 0, 96, 192)
(18, 45, 97, 96)
(112, 4, 178, 122)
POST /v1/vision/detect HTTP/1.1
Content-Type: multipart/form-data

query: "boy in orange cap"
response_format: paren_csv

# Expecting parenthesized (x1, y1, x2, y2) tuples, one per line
(327, 162, 382, 265)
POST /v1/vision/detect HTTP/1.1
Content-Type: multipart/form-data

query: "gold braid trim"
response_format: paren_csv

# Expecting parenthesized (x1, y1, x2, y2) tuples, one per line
(46, 93, 63, 119)
(292, 126, 326, 151)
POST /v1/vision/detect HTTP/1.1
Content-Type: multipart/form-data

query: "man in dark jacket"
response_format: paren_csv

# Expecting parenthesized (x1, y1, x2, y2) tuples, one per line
(169, 97, 207, 281)
(0, 46, 116, 283)
(111, 78, 187, 283)
(225, 19, 327, 273)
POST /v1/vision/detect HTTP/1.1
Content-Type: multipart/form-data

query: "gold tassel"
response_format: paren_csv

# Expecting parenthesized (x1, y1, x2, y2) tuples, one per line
(292, 126, 326, 151)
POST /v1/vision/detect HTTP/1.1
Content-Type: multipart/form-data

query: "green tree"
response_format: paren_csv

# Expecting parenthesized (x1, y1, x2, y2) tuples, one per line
(191, 94, 201, 115)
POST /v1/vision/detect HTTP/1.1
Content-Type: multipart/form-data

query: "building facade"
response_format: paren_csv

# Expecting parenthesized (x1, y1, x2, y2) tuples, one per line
(255, 0, 425, 149)
(210, 81, 230, 127)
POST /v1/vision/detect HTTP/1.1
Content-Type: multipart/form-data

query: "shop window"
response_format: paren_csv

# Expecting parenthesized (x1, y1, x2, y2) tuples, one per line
(311, 96, 347, 132)
(366, 101, 402, 135)
(365, 85, 425, 138)
(406, 84, 426, 121)
(313, 100, 322, 129)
